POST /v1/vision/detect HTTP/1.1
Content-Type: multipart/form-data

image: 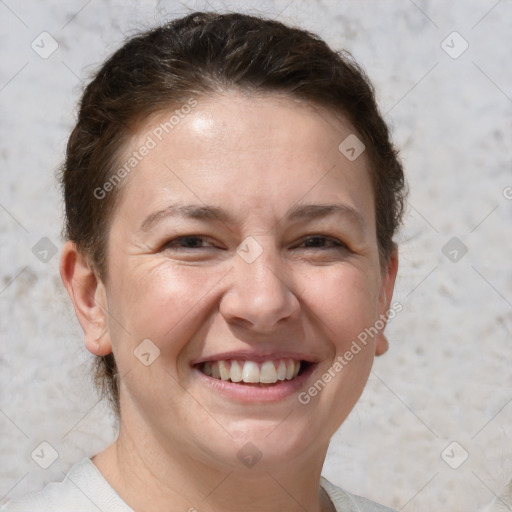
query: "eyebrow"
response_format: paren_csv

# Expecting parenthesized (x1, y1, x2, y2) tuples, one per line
(140, 202, 365, 232)
(285, 203, 365, 230)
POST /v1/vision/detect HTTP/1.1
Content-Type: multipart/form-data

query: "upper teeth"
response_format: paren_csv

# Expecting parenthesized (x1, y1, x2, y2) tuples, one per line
(202, 359, 301, 384)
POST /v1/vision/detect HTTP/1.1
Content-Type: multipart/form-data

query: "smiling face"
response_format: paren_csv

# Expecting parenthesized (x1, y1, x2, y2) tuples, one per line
(85, 91, 397, 471)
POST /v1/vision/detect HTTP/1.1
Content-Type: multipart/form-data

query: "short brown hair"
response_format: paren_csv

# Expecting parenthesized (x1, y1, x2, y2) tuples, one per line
(60, 11, 406, 417)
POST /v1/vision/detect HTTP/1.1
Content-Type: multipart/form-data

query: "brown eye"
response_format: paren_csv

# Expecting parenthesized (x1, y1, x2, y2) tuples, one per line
(164, 236, 215, 250)
(298, 236, 347, 250)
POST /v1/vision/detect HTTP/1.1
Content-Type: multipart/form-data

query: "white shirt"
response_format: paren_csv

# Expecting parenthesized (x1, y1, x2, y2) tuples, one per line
(1, 458, 396, 512)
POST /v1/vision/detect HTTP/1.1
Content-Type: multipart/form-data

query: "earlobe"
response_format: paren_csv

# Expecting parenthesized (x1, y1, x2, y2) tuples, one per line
(375, 247, 399, 357)
(59, 241, 112, 356)
(375, 334, 389, 356)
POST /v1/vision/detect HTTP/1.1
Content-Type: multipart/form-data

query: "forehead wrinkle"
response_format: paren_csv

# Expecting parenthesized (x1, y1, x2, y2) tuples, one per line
(140, 202, 366, 234)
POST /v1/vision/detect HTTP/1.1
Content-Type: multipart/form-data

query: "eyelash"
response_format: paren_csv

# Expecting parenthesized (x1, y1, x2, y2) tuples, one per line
(163, 235, 348, 251)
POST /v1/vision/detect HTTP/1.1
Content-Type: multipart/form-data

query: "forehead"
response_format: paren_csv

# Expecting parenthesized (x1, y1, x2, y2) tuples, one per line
(112, 91, 375, 230)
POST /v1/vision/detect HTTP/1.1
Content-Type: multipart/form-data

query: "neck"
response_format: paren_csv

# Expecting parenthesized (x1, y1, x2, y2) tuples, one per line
(93, 416, 334, 512)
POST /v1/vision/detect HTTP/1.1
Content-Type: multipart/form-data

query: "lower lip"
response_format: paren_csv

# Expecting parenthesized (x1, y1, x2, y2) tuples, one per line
(192, 363, 317, 403)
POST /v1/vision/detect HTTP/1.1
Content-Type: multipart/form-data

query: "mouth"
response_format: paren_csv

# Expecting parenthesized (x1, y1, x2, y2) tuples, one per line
(194, 358, 313, 386)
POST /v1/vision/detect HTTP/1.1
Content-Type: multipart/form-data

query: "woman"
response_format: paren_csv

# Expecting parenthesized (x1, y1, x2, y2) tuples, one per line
(2, 12, 405, 512)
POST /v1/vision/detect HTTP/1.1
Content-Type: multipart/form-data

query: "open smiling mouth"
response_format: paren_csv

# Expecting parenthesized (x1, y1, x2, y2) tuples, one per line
(196, 359, 312, 385)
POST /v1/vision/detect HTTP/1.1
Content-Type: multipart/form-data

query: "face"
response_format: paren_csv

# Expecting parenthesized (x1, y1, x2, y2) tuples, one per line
(94, 92, 396, 471)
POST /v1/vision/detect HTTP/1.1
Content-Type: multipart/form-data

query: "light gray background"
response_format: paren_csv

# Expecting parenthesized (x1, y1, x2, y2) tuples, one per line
(1, 1, 511, 511)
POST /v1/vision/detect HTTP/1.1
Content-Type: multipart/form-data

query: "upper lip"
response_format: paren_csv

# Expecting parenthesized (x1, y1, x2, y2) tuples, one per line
(190, 350, 320, 366)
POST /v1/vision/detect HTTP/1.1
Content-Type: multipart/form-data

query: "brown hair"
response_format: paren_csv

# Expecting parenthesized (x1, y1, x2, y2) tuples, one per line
(60, 11, 406, 417)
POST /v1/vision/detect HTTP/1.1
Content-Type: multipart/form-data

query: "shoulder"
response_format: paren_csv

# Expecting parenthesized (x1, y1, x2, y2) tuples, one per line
(1, 458, 132, 512)
(320, 476, 396, 512)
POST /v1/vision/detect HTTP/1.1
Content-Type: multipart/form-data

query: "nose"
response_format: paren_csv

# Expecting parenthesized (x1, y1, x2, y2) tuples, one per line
(219, 240, 300, 332)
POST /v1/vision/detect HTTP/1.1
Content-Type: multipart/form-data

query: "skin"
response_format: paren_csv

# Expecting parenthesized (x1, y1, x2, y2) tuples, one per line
(61, 91, 398, 512)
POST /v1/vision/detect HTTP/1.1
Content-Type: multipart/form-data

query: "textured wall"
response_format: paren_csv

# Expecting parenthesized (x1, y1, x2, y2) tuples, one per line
(1, 1, 511, 511)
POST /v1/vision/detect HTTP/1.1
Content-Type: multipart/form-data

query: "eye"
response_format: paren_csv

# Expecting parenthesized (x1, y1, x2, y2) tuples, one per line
(296, 235, 348, 250)
(163, 236, 218, 250)
(162, 235, 348, 252)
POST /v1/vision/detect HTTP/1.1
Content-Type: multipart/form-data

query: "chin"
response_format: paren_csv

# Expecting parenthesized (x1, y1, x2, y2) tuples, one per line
(227, 419, 320, 464)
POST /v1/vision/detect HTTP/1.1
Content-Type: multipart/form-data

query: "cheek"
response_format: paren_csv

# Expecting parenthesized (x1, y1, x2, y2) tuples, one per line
(104, 263, 229, 412)
(107, 261, 229, 359)
(300, 269, 380, 432)
(302, 264, 381, 344)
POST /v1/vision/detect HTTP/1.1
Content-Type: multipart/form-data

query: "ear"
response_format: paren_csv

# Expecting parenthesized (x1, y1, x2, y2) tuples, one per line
(375, 246, 399, 356)
(59, 241, 112, 356)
